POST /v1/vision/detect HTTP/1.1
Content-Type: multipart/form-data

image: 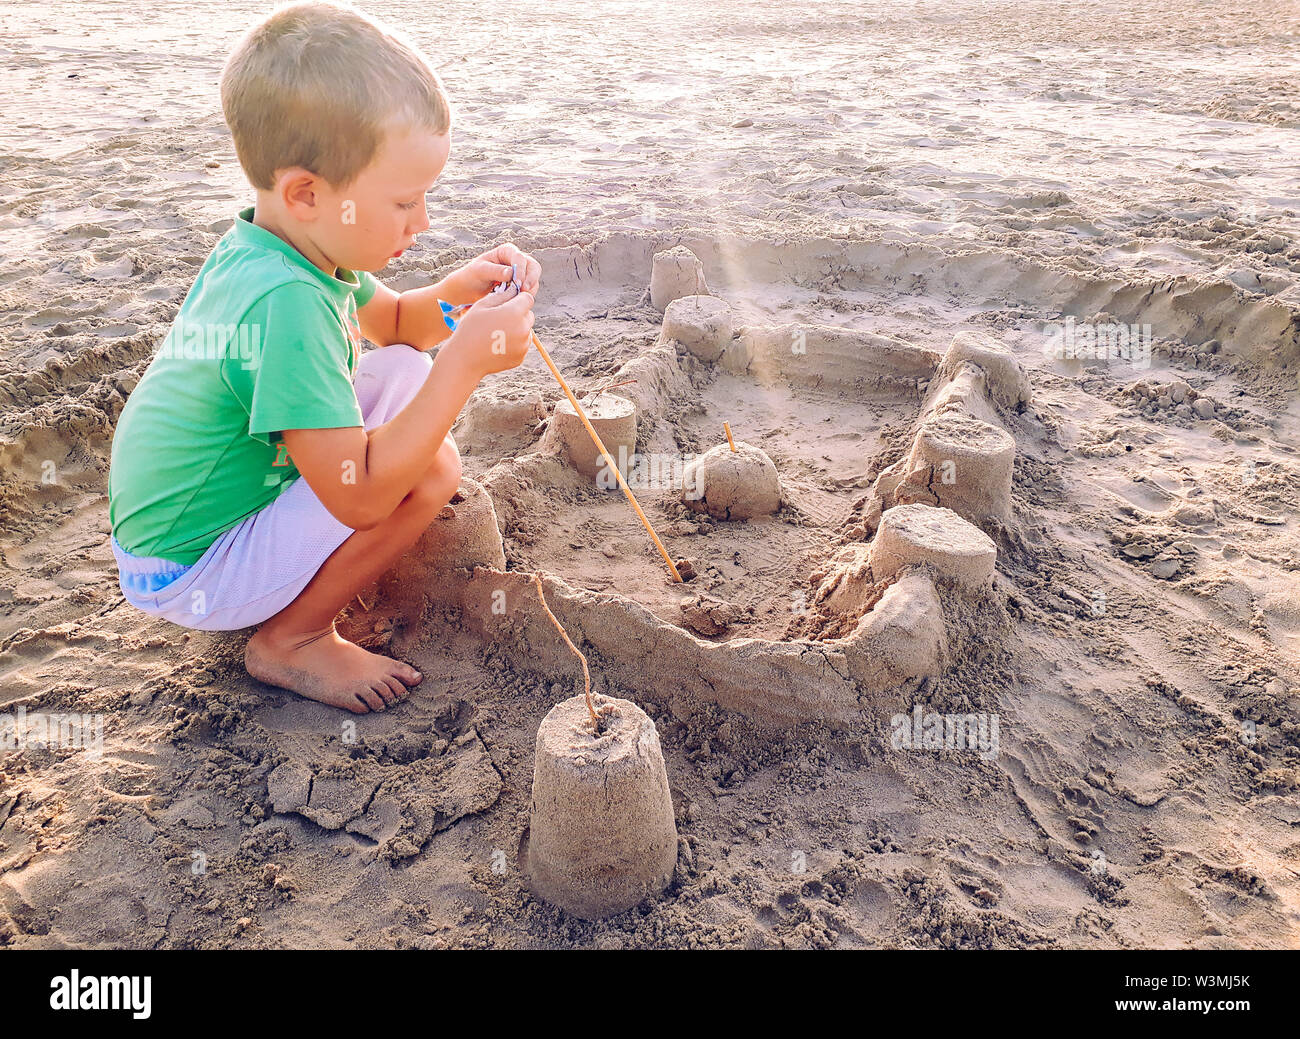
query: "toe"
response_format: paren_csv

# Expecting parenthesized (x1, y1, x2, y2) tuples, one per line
(357, 685, 387, 712)
(347, 693, 372, 714)
(375, 677, 403, 705)
(393, 662, 421, 686)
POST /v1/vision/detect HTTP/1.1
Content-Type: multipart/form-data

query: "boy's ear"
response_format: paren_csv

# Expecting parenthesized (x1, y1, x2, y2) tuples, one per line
(278, 168, 322, 222)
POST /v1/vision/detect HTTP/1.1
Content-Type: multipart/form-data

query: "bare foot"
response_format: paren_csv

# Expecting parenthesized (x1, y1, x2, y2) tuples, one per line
(245, 625, 422, 713)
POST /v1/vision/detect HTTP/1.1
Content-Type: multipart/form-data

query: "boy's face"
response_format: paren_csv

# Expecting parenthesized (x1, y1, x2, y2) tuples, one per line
(312, 123, 450, 274)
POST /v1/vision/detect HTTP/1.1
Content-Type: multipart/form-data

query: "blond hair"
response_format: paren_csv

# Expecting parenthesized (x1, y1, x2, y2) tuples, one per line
(220, 1, 452, 191)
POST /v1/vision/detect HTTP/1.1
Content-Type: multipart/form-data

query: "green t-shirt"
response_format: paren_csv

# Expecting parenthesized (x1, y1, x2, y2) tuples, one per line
(108, 206, 379, 564)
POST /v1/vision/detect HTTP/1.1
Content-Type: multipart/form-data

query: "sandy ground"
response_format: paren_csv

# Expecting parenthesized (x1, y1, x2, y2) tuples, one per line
(1, 0, 1298, 948)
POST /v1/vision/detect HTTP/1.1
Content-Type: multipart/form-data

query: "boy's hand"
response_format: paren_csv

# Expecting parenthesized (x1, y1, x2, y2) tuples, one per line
(481, 242, 540, 295)
(445, 285, 535, 379)
(455, 243, 541, 301)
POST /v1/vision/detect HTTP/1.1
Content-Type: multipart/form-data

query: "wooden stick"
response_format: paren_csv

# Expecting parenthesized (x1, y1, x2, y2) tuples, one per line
(592, 377, 638, 395)
(532, 571, 598, 730)
(724, 421, 736, 452)
(530, 331, 683, 583)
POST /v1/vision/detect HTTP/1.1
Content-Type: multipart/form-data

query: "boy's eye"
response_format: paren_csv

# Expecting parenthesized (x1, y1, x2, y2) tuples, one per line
(398, 199, 422, 210)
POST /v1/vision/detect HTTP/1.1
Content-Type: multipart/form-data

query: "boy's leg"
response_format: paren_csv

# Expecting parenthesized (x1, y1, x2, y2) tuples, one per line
(245, 345, 461, 714)
(245, 436, 460, 713)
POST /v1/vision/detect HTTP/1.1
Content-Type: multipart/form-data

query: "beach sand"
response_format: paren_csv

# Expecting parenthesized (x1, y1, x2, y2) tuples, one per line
(0, 0, 1297, 948)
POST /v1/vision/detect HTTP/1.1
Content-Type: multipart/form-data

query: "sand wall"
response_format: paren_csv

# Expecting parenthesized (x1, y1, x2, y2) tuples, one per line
(529, 231, 1300, 367)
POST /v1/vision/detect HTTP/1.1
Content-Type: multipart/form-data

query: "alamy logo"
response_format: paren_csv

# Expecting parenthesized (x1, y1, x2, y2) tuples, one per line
(890, 704, 999, 760)
(1042, 316, 1151, 368)
(156, 317, 261, 369)
(49, 971, 151, 1019)
(595, 446, 703, 498)
(0, 707, 103, 759)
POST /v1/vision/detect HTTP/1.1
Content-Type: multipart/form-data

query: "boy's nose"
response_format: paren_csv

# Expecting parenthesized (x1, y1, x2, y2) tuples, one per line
(409, 205, 431, 235)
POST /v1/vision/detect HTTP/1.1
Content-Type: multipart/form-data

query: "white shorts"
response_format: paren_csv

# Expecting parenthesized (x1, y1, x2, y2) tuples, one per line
(111, 343, 433, 631)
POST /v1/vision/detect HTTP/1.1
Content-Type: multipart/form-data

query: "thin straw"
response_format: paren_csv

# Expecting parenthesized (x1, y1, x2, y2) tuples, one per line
(532, 571, 598, 729)
(531, 331, 683, 583)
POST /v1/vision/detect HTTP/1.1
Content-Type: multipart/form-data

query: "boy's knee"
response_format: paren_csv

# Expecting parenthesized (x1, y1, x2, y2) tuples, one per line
(356, 343, 433, 392)
(435, 433, 460, 480)
(408, 437, 461, 513)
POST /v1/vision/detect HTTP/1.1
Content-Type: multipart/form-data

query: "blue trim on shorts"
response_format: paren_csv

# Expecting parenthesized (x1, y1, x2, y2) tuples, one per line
(112, 534, 193, 594)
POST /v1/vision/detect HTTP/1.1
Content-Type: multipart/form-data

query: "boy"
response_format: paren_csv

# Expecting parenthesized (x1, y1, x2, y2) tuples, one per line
(107, 1, 540, 714)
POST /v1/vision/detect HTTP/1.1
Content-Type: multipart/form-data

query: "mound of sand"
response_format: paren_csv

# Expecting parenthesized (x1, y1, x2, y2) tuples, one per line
(682, 441, 781, 520)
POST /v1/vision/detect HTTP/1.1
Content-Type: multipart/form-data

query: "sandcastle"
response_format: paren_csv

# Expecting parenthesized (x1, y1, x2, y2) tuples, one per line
(362, 241, 1033, 918)
(522, 695, 678, 919)
(380, 243, 1030, 732)
(547, 391, 637, 480)
(864, 330, 1030, 529)
(662, 294, 732, 362)
(375, 475, 506, 633)
(682, 440, 781, 519)
(650, 245, 709, 311)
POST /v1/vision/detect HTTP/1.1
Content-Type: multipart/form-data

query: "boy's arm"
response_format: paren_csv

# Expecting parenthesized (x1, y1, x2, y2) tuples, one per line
(281, 344, 479, 529)
(357, 245, 541, 352)
(283, 287, 535, 530)
(356, 280, 456, 352)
